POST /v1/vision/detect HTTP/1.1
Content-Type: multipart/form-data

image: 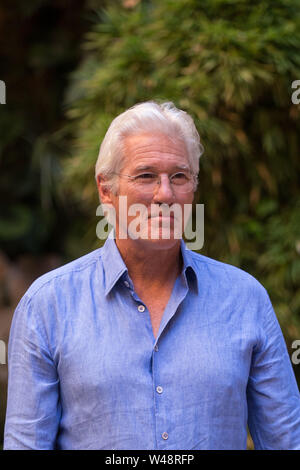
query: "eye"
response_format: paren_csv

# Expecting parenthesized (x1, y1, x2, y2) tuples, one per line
(171, 172, 189, 183)
(135, 173, 156, 180)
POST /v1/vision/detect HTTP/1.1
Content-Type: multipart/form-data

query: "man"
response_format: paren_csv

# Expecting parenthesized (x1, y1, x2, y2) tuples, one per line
(4, 101, 300, 450)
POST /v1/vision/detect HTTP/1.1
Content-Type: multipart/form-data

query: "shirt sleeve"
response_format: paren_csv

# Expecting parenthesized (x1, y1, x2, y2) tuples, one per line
(247, 291, 300, 449)
(3, 293, 61, 450)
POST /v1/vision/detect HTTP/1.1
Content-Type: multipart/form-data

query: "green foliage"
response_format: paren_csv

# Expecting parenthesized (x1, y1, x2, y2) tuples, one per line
(0, 0, 89, 256)
(63, 0, 300, 356)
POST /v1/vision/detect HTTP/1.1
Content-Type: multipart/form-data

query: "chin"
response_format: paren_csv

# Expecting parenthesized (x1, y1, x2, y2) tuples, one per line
(136, 233, 181, 251)
(125, 218, 184, 250)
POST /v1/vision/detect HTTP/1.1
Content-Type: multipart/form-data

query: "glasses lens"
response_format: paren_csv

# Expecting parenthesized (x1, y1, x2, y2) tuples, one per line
(128, 172, 196, 193)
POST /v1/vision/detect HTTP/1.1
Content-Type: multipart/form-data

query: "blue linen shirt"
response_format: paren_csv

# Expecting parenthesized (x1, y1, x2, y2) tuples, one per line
(4, 237, 300, 450)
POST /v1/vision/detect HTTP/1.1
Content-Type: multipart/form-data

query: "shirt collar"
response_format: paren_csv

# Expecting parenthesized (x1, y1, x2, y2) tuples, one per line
(101, 235, 198, 296)
(180, 239, 199, 293)
(101, 235, 129, 296)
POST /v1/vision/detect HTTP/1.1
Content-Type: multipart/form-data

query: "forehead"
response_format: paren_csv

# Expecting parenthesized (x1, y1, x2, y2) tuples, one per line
(122, 132, 190, 172)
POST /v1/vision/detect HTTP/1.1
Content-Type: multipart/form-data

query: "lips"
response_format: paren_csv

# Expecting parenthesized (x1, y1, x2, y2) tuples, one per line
(148, 210, 175, 219)
(149, 214, 175, 219)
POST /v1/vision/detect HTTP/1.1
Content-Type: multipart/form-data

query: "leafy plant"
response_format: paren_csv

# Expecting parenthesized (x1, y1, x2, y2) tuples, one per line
(63, 0, 300, 380)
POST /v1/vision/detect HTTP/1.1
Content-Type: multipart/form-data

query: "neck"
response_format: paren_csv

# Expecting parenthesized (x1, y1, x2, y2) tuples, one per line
(115, 238, 183, 287)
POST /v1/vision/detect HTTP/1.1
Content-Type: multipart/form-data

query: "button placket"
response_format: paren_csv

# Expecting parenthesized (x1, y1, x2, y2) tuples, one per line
(152, 334, 169, 448)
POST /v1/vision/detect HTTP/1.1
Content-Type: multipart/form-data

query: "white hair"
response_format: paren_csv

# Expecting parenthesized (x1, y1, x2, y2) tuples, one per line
(95, 100, 204, 193)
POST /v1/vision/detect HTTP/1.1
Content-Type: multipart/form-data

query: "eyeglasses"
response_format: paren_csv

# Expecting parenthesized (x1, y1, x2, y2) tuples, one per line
(111, 171, 198, 194)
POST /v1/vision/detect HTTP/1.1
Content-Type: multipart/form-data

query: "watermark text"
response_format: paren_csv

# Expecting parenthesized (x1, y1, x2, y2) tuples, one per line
(96, 198, 204, 250)
(291, 80, 300, 105)
(0, 80, 6, 104)
(0, 339, 6, 364)
(291, 340, 300, 365)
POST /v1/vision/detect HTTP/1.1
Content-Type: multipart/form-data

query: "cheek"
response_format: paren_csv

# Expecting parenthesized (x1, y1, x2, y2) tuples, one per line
(114, 192, 150, 230)
(183, 190, 195, 203)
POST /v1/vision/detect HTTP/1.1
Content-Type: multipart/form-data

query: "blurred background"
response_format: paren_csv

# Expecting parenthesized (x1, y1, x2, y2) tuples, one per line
(0, 0, 300, 450)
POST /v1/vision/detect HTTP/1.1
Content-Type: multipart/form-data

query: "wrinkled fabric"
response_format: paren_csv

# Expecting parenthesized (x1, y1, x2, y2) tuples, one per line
(4, 237, 300, 450)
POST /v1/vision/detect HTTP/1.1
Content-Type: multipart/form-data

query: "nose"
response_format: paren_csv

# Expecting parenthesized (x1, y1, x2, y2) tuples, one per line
(152, 174, 175, 204)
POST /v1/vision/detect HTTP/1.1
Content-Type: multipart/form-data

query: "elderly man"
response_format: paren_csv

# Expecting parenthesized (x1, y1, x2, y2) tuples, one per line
(4, 101, 300, 450)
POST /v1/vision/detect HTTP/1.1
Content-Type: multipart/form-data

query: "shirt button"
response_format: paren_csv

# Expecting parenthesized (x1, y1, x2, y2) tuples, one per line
(138, 305, 145, 312)
(154, 345, 159, 352)
(162, 432, 169, 440)
(156, 386, 163, 394)
(124, 281, 130, 288)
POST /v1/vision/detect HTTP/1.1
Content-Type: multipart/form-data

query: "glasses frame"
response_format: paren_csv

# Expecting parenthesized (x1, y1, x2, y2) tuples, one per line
(110, 170, 198, 194)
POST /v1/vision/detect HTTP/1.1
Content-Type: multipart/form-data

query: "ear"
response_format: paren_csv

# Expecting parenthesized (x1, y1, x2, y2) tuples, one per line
(96, 174, 114, 205)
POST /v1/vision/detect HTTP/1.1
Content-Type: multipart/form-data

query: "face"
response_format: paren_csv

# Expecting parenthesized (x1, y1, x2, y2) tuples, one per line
(98, 132, 195, 251)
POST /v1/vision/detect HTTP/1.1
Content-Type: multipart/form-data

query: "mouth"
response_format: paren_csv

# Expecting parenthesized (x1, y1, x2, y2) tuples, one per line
(148, 214, 175, 219)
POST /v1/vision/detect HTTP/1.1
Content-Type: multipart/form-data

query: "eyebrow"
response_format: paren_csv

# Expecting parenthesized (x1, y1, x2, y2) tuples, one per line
(134, 164, 190, 172)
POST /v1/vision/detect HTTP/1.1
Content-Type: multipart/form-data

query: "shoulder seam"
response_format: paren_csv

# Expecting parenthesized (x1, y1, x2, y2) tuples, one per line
(187, 250, 228, 269)
(26, 252, 102, 299)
